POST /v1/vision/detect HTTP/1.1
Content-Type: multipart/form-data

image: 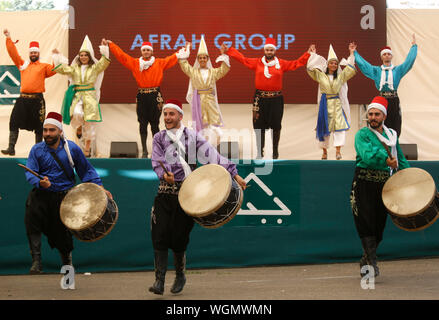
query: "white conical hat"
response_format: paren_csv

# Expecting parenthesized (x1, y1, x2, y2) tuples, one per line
(197, 35, 209, 56)
(327, 44, 338, 62)
(79, 35, 94, 56)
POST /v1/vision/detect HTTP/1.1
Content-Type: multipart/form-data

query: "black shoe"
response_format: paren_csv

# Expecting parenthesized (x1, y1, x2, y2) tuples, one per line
(60, 251, 72, 266)
(1, 148, 15, 156)
(29, 255, 42, 274)
(148, 250, 168, 295)
(28, 233, 42, 274)
(149, 279, 165, 295)
(361, 237, 380, 277)
(170, 252, 187, 294)
(170, 273, 186, 294)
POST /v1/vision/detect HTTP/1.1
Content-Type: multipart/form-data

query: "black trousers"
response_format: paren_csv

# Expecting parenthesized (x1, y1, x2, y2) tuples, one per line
(252, 92, 284, 130)
(350, 168, 390, 244)
(151, 193, 194, 252)
(384, 96, 401, 137)
(25, 188, 73, 253)
(10, 94, 45, 133)
(136, 91, 163, 136)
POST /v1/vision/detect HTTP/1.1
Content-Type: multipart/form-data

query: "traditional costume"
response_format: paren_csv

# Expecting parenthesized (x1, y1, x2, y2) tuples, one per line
(24, 112, 103, 274)
(350, 96, 410, 276)
(354, 44, 417, 136)
(1, 39, 56, 156)
(226, 38, 310, 159)
(178, 36, 230, 138)
(307, 45, 356, 158)
(53, 36, 111, 156)
(149, 99, 238, 295)
(109, 41, 183, 157)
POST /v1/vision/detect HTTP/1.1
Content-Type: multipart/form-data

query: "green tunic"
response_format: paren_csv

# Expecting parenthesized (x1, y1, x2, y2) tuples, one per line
(354, 127, 410, 171)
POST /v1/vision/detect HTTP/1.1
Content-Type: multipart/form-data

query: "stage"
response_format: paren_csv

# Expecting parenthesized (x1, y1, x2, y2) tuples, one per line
(1, 158, 439, 276)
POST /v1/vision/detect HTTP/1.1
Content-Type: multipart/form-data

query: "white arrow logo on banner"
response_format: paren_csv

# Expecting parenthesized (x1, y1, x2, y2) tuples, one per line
(237, 173, 292, 224)
(0, 70, 20, 100)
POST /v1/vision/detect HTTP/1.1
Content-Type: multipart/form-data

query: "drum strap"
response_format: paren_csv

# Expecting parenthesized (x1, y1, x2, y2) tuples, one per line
(50, 151, 76, 183)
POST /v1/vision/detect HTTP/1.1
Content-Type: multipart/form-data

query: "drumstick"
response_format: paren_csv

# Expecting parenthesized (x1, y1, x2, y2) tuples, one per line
(379, 141, 393, 159)
(17, 163, 45, 180)
(158, 161, 170, 176)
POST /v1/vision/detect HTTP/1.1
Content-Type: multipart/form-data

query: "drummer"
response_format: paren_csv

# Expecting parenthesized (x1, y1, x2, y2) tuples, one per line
(24, 112, 112, 274)
(350, 96, 409, 278)
(149, 99, 247, 295)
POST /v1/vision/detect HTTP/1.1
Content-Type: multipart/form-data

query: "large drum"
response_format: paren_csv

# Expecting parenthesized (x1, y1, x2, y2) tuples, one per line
(60, 183, 119, 241)
(382, 167, 439, 232)
(178, 164, 243, 229)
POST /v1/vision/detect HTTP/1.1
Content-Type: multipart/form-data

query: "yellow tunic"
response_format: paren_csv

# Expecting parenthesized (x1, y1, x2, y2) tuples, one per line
(54, 56, 110, 122)
(307, 64, 356, 131)
(179, 59, 229, 127)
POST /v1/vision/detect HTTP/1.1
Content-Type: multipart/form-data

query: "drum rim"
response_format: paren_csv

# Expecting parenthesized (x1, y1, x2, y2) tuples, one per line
(179, 164, 232, 217)
(73, 199, 119, 242)
(382, 167, 437, 218)
(390, 199, 439, 232)
(60, 182, 108, 230)
(196, 183, 244, 229)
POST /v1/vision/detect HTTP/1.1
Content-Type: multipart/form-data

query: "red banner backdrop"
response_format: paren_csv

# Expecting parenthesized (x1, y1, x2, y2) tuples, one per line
(69, 0, 385, 104)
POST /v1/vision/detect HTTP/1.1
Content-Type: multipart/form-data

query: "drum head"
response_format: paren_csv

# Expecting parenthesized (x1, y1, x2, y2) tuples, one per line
(178, 164, 232, 217)
(60, 183, 108, 231)
(382, 168, 436, 217)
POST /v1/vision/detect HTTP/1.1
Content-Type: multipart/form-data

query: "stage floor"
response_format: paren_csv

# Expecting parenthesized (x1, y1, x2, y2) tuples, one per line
(2, 257, 439, 300)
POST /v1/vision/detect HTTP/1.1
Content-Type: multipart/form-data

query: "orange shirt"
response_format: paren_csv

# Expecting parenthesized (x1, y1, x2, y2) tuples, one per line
(6, 38, 56, 93)
(109, 42, 177, 88)
(227, 47, 310, 91)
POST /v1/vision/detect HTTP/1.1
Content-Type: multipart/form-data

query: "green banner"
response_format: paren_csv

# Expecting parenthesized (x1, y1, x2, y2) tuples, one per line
(0, 65, 21, 105)
(1, 158, 439, 275)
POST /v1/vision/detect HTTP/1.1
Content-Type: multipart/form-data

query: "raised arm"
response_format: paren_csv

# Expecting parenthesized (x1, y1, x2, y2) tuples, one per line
(224, 44, 258, 70)
(4, 29, 24, 68)
(107, 40, 137, 71)
(211, 54, 230, 81)
(51, 49, 74, 75)
(353, 49, 380, 80)
(395, 34, 417, 78)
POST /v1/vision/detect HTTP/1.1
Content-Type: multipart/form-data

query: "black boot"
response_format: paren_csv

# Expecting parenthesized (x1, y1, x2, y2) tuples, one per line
(170, 251, 186, 294)
(140, 133, 148, 158)
(1, 130, 18, 156)
(360, 237, 379, 277)
(28, 233, 42, 274)
(272, 129, 281, 159)
(255, 129, 265, 159)
(149, 250, 168, 295)
(59, 250, 73, 266)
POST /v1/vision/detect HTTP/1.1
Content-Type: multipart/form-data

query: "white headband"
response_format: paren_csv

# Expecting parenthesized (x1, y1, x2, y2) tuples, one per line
(264, 44, 276, 50)
(43, 118, 63, 130)
(367, 103, 387, 116)
(141, 45, 153, 51)
(380, 49, 392, 56)
(29, 47, 40, 53)
(163, 103, 184, 115)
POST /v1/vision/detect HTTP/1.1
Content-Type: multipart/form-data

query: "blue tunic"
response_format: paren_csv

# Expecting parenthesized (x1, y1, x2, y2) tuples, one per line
(354, 45, 417, 92)
(25, 139, 102, 192)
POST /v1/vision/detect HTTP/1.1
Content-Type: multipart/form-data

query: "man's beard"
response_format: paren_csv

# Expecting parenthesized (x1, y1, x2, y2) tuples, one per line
(30, 56, 39, 62)
(44, 135, 59, 146)
(368, 120, 383, 129)
(265, 54, 275, 61)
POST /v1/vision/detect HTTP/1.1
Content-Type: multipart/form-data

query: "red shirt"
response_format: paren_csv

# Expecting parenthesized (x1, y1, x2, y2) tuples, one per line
(227, 47, 310, 91)
(109, 42, 177, 88)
